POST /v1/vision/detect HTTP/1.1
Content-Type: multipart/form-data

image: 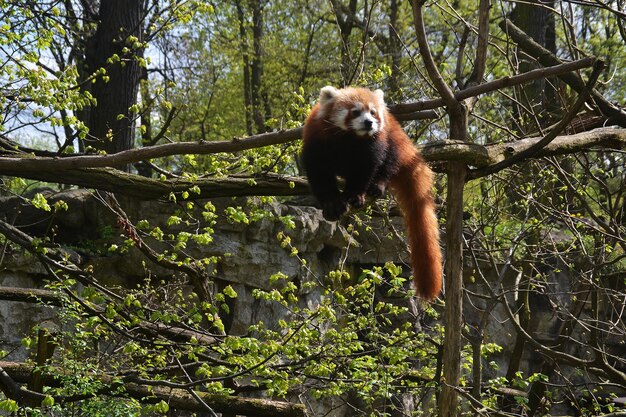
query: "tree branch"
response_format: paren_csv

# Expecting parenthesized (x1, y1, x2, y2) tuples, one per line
(469, 58, 606, 179)
(0, 169, 310, 200)
(389, 56, 596, 114)
(498, 292, 626, 386)
(0, 57, 596, 174)
(0, 361, 306, 417)
(465, 0, 490, 87)
(1, 128, 625, 199)
(499, 18, 626, 126)
(410, 0, 457, 107)
(422, 127, 626, 167)
(0, 286, 63, 306)
(0, 128, 304, 172)
(0, 364, 47, 406)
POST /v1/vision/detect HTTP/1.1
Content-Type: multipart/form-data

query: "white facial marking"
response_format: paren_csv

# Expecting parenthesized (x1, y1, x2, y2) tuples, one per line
(331, 107, 349, 130)
(351, 103, 379, 136)
(317, 87, 388, 136)
(368, 90, 387, 132)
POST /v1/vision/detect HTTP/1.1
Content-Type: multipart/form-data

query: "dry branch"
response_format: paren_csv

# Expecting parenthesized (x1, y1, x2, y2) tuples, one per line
(421, 127, 626, 167)
(469, 59, 606, 179)
(0, 56, 596, 175)
(0, 128, 303, 172)
(499, 19, 626, 126)
(410, 0, 457, 108)
(0, 168, 310, 200)
(0, 361, 306, 417)
(0, 128, 624, 200)
(389, 57, 596, 114)
(0, 286, 63, 306)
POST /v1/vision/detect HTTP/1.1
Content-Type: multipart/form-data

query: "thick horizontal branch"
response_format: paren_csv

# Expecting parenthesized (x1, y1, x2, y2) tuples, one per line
(499, 19, 626, 127)
(388, 56, 596, 114)
(420, 126, 626, 177)
(0, 56, 597, 175)
(1, 128, 625, 199)
(421, 127, 626, 169)
(0, 128, 302, 172)
(0, 168, 310, 200)
(0, 361, 306, 417)
(0, 286, 63, 306)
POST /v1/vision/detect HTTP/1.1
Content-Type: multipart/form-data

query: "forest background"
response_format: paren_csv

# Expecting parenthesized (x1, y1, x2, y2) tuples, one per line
(0, 0, 626, 416)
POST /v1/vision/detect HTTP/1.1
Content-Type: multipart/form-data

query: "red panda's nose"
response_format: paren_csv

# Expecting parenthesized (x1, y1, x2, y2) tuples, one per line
(363, 119, 373, 129)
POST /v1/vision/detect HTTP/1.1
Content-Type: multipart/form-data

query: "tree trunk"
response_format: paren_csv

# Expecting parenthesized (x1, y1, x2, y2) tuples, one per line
(83, 0, 144, 159)
(331, 0, 358, 84)
(439, 135, 468, 417)
(511, 0, 558, 131)
(386, 0, 402, 100)
(250, 0, 266, 133)
(237, 0, 266, 135)
(236, 1, 254, 136)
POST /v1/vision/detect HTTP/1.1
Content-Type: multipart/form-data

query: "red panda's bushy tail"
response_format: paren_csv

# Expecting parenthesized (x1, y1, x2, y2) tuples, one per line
(390, 155, 442, 301)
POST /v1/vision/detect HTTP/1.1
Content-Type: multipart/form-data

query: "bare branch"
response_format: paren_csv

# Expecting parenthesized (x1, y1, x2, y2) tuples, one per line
(0, 128, 304, 172)
(466, 0, 491, 87)
(409, 0, 457, 107)
(389, 56, 597, 114)
(469, 59, 606, 179)
(0, 286, 63, 306)
(500, 18, 626, 126)
(0, 361, 306, 417)
(0, 169, 310, 200)
(0, 58, 596, 175)
(421, 127, 626, 169)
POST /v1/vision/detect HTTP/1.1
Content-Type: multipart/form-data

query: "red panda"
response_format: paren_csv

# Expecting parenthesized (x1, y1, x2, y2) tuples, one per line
(301, 86, 442, 301)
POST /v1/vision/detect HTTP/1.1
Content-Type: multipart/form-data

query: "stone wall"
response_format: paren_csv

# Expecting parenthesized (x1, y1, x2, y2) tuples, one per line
(0, 189, 421, 415)
(0, 189, 623, 414)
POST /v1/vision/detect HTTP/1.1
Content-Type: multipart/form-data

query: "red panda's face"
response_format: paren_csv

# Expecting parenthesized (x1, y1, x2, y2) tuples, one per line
(316, 86, 386, 137)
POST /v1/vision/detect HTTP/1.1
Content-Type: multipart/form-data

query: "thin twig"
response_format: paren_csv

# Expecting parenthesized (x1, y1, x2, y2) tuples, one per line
(469, 59, 606, 179)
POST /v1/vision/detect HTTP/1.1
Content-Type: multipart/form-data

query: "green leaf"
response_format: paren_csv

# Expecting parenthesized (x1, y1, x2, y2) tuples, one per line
(223, 285, 237, 298)
(31, 193, 51, 211)
(0, 399, 18, 412)
(41, 395, 55, 407)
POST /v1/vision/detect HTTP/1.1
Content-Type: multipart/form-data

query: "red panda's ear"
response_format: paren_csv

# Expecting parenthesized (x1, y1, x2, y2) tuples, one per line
(319, 86, 339, 106)
(374, 89, 385, 104)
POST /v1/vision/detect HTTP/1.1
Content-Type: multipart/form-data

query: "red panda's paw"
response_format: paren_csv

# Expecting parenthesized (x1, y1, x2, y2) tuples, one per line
(367, 182, 386, 199)
(322, 200, 348, 221)
(345, 193, 366, 209)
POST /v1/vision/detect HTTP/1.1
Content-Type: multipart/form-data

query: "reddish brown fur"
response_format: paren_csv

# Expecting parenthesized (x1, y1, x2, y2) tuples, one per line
(302, 87, 442, 300)
(386, 117, 442, 300)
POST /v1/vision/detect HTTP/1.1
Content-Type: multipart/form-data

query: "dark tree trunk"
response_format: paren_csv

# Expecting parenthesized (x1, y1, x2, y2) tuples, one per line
(236, 1, 254, 136)
(331, 0, 358, 84)
(386, 0, 402, 101)
(83, 0, 144, 159)
(236, 0, 266, 135)
(511, 0, 558, 130)
(250, 0, 266, 133)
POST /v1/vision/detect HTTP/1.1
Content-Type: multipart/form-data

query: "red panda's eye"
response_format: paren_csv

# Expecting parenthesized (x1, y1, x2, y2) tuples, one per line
(370, 109, 377, 116)
(351, 109, 361, 117)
